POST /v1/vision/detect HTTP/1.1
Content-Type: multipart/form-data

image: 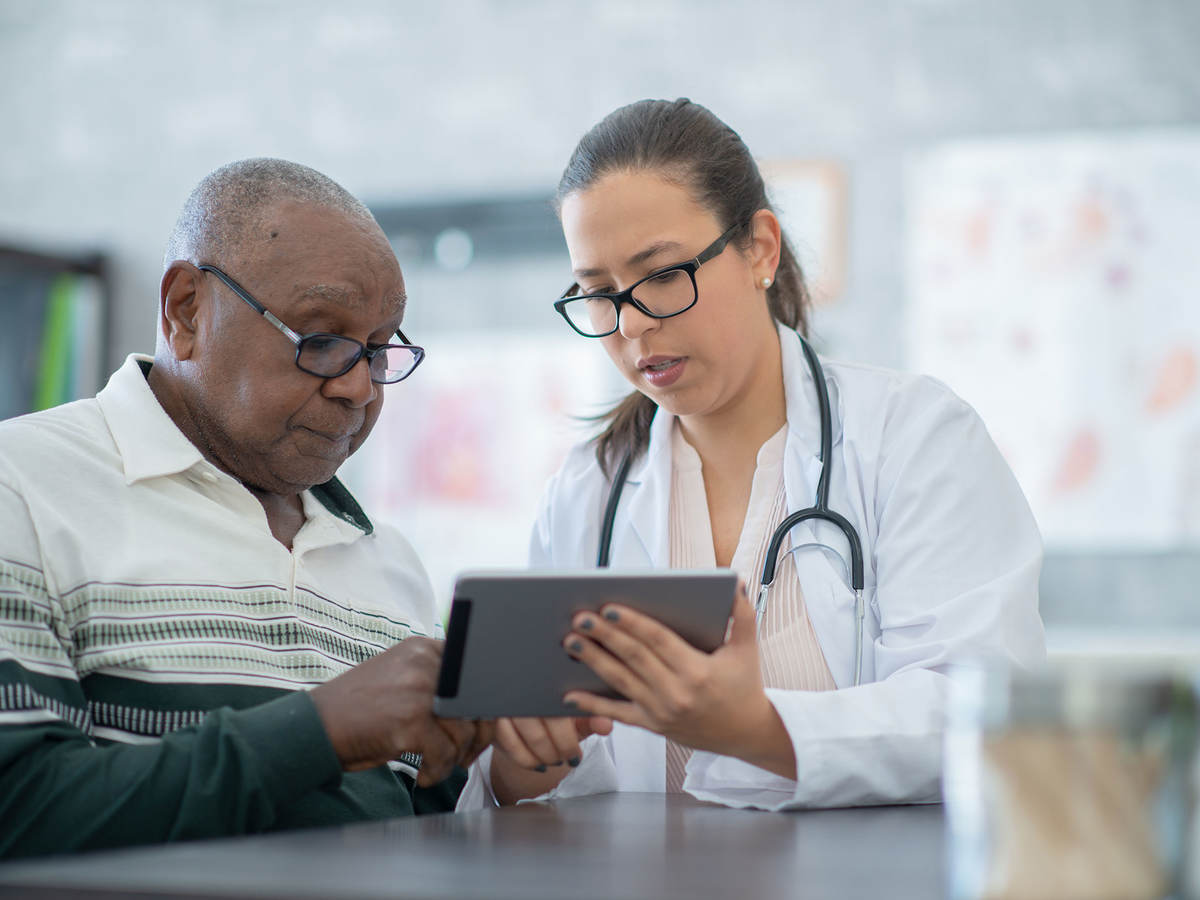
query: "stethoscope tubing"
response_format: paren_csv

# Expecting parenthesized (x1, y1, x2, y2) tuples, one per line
(597, 333, 866, 687)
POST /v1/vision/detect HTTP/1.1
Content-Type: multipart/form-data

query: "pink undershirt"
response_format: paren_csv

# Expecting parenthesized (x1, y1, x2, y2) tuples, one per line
(664, 421, 837, 792)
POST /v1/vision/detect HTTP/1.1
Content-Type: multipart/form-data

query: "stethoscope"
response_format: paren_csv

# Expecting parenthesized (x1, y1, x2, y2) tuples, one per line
(595, 334, 868, 686)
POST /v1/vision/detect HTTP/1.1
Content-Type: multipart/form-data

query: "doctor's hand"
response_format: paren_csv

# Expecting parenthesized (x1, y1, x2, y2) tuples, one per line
(562, 582, 797, 781)
(488, 714, 613, 806)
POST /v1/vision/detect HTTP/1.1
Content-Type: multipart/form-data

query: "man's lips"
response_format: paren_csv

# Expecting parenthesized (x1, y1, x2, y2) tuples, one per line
(297, 424, 359, 443)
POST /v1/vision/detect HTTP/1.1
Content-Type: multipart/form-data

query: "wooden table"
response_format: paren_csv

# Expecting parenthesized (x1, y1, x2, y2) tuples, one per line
(0, 793, 946, 899)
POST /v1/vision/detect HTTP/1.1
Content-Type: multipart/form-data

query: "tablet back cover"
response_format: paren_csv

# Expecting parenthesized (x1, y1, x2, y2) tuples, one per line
(434, 570, 737, 718)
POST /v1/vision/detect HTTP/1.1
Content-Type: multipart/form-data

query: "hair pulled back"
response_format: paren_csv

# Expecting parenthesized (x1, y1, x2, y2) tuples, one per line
(555, 98, 811, 476)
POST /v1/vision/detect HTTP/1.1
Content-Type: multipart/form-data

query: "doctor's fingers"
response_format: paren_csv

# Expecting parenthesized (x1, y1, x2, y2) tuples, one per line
(563, 689, 653, 733)
(495, 717, 580, 769)
(567, 610, 690, 685)
(581, 606, 698, 672)
(724, 582, 758, 648)
(564, 633, 681, 719)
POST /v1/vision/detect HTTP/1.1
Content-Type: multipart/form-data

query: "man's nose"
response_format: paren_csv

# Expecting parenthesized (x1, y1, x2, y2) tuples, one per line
(322, 357, 377, 407)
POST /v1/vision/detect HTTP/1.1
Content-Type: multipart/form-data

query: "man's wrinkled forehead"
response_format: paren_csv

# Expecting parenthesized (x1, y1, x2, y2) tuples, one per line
(241, 200, 406, 305)
(296, 281, 407, 317)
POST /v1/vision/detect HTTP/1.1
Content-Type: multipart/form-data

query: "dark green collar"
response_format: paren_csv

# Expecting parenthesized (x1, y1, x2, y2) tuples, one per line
(311, 478, 374, 535)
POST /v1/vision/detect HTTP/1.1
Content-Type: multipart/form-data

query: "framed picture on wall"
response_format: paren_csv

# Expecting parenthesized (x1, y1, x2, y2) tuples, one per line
(760, 159, 849, 307)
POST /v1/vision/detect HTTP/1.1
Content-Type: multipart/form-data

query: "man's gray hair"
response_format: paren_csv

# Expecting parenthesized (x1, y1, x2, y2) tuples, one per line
(163, 158, 377, 270)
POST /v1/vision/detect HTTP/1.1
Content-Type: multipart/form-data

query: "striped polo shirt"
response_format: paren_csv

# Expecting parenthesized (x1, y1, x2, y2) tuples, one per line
(0, 354, 453, 857)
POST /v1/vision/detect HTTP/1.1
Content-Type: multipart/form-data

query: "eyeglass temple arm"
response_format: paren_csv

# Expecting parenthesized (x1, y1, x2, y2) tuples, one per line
(694, 221, 742, 267)
(197, 265, 303, 346)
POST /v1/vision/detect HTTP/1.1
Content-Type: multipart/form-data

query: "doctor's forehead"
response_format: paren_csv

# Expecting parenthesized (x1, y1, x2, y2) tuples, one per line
(561, 171, 717, 266)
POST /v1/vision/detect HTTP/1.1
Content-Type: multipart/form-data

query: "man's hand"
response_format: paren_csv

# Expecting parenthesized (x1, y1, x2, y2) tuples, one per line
(309, 637, 490, 787)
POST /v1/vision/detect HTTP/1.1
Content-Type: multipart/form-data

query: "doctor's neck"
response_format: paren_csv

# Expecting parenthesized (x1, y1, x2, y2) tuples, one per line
(676, 330, 787, 469)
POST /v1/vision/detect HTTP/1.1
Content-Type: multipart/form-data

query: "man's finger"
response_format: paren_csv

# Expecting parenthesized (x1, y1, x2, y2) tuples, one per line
(436, 716, 476, 758)
(461, 720, 494, 768)
(414, 725, 461, 787)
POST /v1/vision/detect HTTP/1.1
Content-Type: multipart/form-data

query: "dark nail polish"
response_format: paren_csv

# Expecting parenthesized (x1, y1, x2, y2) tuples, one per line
(563, 699, 578, 709)
(579, 618, 594, 631)
(535, 764, 547, 773)
(603, 609, 620, 622)
(568, 640, 583, 653)
(568, 756, 581, 768)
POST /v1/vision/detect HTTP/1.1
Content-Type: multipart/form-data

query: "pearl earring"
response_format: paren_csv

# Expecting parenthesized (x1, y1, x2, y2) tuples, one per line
(761, 276, 772, 288)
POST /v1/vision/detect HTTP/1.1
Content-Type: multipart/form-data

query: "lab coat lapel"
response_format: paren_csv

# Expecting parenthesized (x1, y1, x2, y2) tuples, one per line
(617, 407, 674, 569)
(610, 410, 673, 786)
(780, 325, 826, 531)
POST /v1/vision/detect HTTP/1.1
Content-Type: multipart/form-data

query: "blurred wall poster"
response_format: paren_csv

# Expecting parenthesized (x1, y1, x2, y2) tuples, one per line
(907, 132, 1200, 548)
(340, 333, 618, 615)
(0, 259, 105, 420)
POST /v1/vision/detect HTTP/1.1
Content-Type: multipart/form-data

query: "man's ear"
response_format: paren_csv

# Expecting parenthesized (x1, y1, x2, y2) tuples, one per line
(160, 262, 203, 361)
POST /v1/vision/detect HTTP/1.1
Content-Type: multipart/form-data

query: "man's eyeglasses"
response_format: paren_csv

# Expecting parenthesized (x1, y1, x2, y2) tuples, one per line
(197, 265, 425, 384)
(552, 220, 743, 338)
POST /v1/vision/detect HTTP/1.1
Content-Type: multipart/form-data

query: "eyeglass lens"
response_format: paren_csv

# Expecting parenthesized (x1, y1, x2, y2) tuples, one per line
(562, 268, 697, 336)
(296, 335, 420, 383)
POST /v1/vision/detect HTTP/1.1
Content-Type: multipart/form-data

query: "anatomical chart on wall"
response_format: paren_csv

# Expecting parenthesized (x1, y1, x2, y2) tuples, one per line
(907, 132, 1200, 547)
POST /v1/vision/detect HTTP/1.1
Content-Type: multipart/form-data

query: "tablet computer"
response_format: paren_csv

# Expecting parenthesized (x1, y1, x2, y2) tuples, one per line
(433, 569, 738, 718)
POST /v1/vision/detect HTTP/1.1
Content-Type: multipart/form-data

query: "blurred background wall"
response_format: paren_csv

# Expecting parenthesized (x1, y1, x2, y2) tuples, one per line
(2, 0, 1197, 651)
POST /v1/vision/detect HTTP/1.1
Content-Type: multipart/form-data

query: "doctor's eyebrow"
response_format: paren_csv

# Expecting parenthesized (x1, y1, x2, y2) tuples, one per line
(572, 240, 685, 279)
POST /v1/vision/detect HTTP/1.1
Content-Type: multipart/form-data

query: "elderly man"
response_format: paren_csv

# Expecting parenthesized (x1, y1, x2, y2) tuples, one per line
(0, 159, 490, 857)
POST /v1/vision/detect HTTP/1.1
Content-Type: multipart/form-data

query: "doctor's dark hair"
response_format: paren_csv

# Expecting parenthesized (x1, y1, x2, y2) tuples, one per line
(555, 98, 811, 476)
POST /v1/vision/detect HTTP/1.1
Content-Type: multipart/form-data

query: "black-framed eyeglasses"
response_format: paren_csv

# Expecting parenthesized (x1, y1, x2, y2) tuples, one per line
(196, 264, 425, 384)
(552, 220, 744, 338)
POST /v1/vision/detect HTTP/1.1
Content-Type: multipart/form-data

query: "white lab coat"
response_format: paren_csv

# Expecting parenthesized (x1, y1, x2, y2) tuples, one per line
(458, 325, 1045, 811)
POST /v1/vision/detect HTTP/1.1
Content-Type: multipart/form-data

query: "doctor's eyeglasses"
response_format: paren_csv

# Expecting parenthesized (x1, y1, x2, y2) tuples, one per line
(197, 264, 425, 384)
(553, 220, 744, 338)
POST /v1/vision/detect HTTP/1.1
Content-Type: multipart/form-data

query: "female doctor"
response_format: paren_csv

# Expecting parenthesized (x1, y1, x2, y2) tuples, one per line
(460, 98, 1045, 811)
